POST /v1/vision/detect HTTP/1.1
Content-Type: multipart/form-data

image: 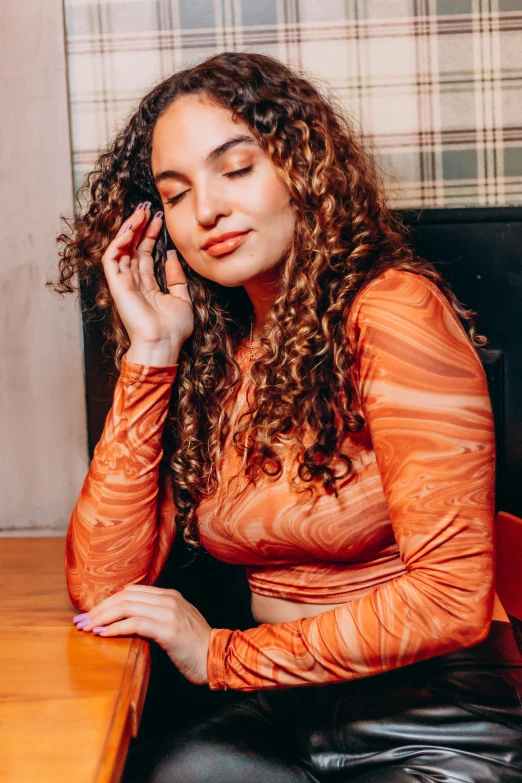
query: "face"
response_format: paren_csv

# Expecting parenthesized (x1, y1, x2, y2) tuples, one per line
(151, 95, 297, 289)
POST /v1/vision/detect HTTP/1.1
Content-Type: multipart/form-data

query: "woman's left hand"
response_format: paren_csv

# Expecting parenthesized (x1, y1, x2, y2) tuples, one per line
(72, 585, 212, 686)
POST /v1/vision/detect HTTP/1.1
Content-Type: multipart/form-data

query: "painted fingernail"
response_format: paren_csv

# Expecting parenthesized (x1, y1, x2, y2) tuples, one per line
(125, 222, 133, 231)
(93, 627, 107, 633)
(73, 613, 89, 622)
(166, 249, 177, 259)
(143, 201, 152, 210)
(154, 211, 163, 219)
(76, 620, 90, 629)
(136, 202, 144, 210)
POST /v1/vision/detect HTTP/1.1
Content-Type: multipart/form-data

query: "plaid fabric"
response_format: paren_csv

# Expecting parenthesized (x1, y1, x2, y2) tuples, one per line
(64, 0, 522, 208)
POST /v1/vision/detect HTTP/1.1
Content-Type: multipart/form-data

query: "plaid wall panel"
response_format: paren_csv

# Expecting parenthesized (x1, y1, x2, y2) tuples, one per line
(64, 0, 522, 208)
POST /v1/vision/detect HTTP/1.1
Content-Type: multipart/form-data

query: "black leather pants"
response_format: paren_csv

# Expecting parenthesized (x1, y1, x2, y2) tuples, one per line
(146, 621, 522, 783)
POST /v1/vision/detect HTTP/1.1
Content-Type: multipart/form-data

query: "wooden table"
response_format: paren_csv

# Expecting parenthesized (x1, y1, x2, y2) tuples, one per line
(0, 537, 150, 783)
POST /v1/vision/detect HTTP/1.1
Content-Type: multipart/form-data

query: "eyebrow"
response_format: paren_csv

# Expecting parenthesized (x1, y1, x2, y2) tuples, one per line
(153, 135, 256, 184)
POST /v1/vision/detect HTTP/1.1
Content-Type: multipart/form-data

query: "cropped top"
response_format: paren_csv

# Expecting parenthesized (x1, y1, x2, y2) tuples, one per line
(65, 269, 496, 691)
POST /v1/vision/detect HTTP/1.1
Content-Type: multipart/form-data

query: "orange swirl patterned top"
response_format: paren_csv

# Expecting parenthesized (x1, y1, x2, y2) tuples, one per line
(65, 269, 496, 691)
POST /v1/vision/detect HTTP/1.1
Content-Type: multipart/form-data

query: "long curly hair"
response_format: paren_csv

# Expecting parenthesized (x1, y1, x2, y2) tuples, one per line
(50, 51, 487, 549)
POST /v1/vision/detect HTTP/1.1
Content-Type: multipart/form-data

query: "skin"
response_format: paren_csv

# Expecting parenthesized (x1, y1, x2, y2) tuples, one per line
(73, 95, 298, 685)
(152, 94, 297, 338)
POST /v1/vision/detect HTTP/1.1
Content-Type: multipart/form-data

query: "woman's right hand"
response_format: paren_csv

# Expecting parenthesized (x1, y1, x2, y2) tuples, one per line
(101, 202, 194, 365)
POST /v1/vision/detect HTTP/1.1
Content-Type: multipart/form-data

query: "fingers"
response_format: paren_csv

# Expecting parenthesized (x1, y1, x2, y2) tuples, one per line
(89, 616, 160, 639)
(74, 597, 171, 633)
(102, 208, 143, 283)
(165, 249, 190, 298)
(128, 203, 153, 271)
(115, 200, 151, 233)
(113, 202, 147, 244)
(138, 210, 164, 259)
(102, 201, 160, 279)
(135, 211, 165, 280)
(72, 586, 178, 628)
(101, 222, 134, 283)
(116, 203, 162, 270)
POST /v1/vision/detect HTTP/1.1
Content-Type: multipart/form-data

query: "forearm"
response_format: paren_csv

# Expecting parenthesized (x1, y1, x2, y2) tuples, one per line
(65, 354, 179, 610)
(207, 541, 494, 691)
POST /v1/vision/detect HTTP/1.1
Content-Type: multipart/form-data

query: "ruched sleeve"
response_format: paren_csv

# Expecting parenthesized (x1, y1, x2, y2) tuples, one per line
(65, 354, 179, 611)
(206, 270, 496, 691)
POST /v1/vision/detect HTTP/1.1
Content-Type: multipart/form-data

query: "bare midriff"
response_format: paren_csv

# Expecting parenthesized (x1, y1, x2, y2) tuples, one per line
(252, 590, 510, 625)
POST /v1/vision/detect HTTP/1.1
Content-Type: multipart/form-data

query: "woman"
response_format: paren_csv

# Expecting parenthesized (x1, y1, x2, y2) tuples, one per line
(53, 52, 522, 781)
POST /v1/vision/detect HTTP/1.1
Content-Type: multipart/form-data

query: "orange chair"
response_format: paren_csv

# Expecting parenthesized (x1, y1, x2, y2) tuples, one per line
(495, 511, 522, 643)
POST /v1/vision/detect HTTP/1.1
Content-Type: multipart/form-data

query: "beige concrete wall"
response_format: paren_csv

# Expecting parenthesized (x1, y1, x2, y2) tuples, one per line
(0, 1, 88, 535)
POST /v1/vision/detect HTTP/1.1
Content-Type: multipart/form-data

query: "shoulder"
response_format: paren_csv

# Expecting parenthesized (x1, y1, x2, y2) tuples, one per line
(346, 268, 471, 350)
(350, 268, 452, 321)
(345, 270, 490, 409)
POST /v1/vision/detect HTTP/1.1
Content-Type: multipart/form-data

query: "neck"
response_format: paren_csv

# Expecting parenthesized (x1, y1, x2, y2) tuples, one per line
(242, 268, 281, 342)
(250, 312, 271, 342)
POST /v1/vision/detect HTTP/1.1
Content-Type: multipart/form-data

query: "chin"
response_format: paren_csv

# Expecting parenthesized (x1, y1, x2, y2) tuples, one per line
(198, 261, 275, 288)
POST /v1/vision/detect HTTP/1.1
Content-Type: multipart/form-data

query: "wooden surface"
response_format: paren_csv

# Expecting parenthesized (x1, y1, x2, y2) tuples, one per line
(0, 537, 150, 783)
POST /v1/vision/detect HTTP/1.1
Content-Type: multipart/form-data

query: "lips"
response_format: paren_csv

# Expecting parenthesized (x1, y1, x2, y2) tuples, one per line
(203, 230, 251, 257)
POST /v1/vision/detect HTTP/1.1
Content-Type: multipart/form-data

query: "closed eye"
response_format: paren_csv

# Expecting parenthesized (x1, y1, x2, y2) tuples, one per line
(225, 165, 253, 178)
(164, 166, 254, 206)
(165, 191, 187, 205)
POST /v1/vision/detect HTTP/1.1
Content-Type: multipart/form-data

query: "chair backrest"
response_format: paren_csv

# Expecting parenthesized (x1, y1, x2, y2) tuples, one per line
(495, 511, 522, 622)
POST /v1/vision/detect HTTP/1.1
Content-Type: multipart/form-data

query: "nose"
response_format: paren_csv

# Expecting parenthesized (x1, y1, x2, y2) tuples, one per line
(193, 183, 231, 227)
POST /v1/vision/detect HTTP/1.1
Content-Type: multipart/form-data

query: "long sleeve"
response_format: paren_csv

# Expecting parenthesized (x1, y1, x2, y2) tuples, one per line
(65, 354, 179, 611)
(207, 270, 496, 691)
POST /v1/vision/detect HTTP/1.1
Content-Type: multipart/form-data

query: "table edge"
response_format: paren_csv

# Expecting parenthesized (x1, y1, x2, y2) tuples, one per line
(95, 637, 151, 783)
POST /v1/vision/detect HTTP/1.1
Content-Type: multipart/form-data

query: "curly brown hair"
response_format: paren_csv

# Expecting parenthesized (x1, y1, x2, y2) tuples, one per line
(50, 51, 486, 550)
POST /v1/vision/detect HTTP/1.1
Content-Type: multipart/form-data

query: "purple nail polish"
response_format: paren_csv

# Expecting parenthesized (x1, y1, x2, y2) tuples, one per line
(93, 626, 107, 633)
(76, 620, 90, 629)
(73, 613, 89, 622)
(154, 211, 164, 219)
(143, 201, 152, 210)
(136, 202, 144, 210)
(125, 222, 133, 231)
